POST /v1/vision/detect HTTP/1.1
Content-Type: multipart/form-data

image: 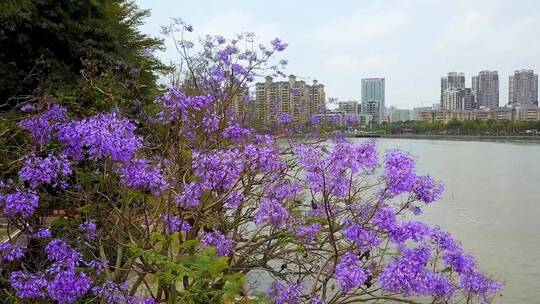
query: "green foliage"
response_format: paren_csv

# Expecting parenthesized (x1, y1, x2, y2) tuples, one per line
(0, 0, 166, 112)
(131, 242, 250, 304)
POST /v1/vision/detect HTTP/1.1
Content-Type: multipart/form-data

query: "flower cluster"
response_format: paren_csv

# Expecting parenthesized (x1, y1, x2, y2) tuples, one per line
(343, 224, 382, 250)
(154, 87, 214, 124)
(294, 140, 377, 197)
(267, 281, 302, 304)
(292, 223, 321, 241)
(200, 230, 236, 256)
(335, 252, 368, 292)
(0, 242, 26, 263)
(383, 150, 444, 203)
(79, 221, 98, 241)
(2, 189, 39, 218)
(119, 158, 168, 195)
(92, 281, 156, 304)
(19, 153, 72, 188)
(57, 112, 142, 162)
(18, 104, 67, 143)
(160, 214, 191, 234)
(192, 149, 244, 191)
(9, 239, 92, 303)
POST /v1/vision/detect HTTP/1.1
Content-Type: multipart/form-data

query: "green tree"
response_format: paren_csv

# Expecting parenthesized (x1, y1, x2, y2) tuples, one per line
(0, 0, 166, 112)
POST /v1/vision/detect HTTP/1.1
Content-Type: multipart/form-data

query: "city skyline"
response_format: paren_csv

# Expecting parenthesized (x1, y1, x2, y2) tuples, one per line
(138, 0, 540, 109)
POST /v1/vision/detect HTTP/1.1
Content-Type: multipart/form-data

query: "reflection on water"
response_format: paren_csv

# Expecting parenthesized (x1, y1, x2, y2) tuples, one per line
(369, 138, 540, 304)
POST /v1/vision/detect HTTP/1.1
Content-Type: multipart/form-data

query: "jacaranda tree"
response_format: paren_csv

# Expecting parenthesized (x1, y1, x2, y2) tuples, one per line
(0, 20, 499, 304)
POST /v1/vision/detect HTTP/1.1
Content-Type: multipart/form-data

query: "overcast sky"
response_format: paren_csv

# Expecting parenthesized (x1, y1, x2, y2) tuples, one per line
(137, 0, 540, 109)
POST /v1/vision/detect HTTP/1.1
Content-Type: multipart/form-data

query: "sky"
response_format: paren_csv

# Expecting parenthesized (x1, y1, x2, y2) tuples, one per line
(136, 0, 540, 109)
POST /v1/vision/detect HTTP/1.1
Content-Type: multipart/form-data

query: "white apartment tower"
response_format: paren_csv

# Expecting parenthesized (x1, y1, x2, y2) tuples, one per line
(361, 78, 385, 124)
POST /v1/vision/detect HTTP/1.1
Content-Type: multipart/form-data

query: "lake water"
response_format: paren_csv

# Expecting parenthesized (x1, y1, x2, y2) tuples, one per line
(366, 138, 540, 303)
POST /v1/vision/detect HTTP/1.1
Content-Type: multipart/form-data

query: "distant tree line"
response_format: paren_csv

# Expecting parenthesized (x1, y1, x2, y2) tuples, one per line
(377, 119, 540, 135)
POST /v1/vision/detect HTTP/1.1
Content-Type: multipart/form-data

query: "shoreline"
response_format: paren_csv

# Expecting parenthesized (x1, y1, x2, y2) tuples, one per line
(375, 134, 540, 143)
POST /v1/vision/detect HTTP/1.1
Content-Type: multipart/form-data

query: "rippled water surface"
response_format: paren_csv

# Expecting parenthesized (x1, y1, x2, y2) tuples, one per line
(367, 138, 540, 303)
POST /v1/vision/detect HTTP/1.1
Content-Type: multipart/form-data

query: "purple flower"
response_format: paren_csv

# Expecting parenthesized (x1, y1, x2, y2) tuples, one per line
(344, 114, 357, 126)
(79, 221, 98, 240)
(160, 214, 191, 234)
(389, 221, 431, 244)
(10, 271, 47, 299)
(277, 113, 293, 125)
(231, 63, 248, 75)
(270, 38, 288, 51)
(292, 223, 321, 241)
(243, 137, 284, 172)
(309, 296, 326, 304)
(459, 271, 500, 302)
(426, 273, 455, 299)
(343, 224, 381, 250)
(216, 35, 226, 44)
(384, 150, 417, 197)
(18, 104, 67, 143)
(294, 140, 378, 197)
(192, 150, 243, 191)
(92, 281, 157, 304)
(176, 182, 203, 207)
(45, 239, 82, 269)
(429, 227, 458, 251)
(0, 242, 26, 262)
(86, 259, 109, 274)
(210, 67, 226, 83)
(20, 104, 35, 112)
(223, 123, 253, 142)
(378, 246, 433, 296)
(373, 207, 397, 231)
(2, 189, 39, 218)
(217, 45, 237, 64)
(19, 153, 72, 188)
(57, 112, 142, 162)
(223, 190, 244, 209)
(155, 88, 214, 124)
(202, 113, 220, 133)
(47, 269, 92, 303)
(254, 199, 289, 228)
(353, 139, 378, 171)
(442, 249, 476, 274)
(200, 230, 235, 256)
(412, 175, 444, 204)
(335, 252, 368, 292)
(119, 158, 168, 195)
(266, 281, 302, 304)
(34, 228, 52, 239)
(310, 115, 321, 125)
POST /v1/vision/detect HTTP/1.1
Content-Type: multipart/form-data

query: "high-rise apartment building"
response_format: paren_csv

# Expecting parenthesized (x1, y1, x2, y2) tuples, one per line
(475, 70, 499, 109)
(509, 69, 538, 106)
(254, 75, 325, 126)
(338, 100, 360, 114)
(361, 78, 385, 123)
(472, 76, 478, 102)
(442, 87, 475, 110)
(441, 72, 465, 107)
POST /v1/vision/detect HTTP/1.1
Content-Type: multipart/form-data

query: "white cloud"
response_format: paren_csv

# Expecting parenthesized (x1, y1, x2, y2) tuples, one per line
(196, 10, 281, 43)
(325, 54, 398, 74)
(314, 6, 409, 47)
(158, 9, 282, 62)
